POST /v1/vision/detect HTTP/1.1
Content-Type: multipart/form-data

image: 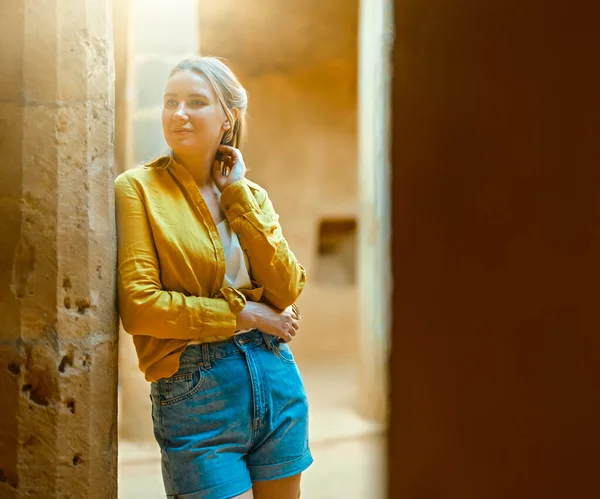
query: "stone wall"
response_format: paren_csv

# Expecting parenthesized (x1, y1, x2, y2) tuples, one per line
(0, 0, 118, 497)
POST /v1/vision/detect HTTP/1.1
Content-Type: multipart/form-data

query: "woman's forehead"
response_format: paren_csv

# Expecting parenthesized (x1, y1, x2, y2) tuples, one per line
(165, 71, 214, 97)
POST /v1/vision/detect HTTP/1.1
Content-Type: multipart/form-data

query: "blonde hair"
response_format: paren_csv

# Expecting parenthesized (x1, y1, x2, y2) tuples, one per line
(170, 57, 248, 149)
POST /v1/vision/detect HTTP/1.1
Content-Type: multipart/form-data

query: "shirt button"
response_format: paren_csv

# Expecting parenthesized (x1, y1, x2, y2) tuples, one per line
(237, 233, 242, 239)
(224, 204, 230, 210)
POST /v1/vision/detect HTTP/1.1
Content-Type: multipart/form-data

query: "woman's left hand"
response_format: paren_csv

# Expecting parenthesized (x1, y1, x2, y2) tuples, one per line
(279, 304, 301, 343)
(212, 145, 246, 192)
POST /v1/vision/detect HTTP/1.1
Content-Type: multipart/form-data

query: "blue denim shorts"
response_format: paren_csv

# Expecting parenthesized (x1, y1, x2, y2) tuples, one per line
(150, 329, 313, 499)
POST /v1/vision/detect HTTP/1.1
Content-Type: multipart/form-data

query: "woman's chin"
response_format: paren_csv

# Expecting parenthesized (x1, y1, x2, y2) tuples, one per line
(170, 134, 195, 145)
(167, 138, 217, 156)
(168, 140, 199, 154)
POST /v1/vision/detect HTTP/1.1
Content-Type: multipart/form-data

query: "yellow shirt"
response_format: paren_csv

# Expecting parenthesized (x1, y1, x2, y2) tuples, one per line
(114, 156, 306, 382)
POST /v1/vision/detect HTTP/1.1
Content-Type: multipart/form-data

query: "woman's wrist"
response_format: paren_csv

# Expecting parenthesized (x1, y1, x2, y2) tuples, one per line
(236, 302, 259, 330)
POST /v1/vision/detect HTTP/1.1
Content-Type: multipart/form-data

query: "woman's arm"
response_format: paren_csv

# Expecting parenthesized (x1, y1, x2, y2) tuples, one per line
(219, 179, 306, 310)
(115, 173, 245, 340)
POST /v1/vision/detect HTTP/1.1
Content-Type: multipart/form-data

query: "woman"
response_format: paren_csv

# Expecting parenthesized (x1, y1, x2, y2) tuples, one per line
(115, 57, 312, 499)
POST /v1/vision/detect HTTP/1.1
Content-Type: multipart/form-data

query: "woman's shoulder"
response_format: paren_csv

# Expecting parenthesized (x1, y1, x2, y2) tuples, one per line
(114, 157, 170, 189)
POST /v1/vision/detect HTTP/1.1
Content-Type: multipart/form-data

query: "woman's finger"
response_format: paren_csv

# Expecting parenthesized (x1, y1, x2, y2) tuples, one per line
(291, 303, 301, 320)
(285, 323, 296, 336)
(213, 160, 227, 177)
(218, 146, 245, 167)
(279, 332, 292, 343)
(217, 144, 240, 157)
(290, 319, 300, 331)
(213, 145, 246, 189)
(217, 157, 233, 169)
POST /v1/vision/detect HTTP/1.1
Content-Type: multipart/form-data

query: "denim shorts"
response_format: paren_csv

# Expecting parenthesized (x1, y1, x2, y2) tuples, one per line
(149, 329, 313, 499)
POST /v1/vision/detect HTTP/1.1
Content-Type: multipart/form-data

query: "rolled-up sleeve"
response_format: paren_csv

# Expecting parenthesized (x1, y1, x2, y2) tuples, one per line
(220, 180, 306, 310)
(115, 174, 245, 340)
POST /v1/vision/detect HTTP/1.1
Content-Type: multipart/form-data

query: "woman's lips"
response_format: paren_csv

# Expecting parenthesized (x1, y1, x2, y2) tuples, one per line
(172, 129, 192, 135)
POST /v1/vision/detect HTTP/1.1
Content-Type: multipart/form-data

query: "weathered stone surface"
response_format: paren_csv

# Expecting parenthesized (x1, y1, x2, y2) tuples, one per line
(0, 2, 25, 100)
(0, 0, 118, 497)
(0, 101, 24, 343)
(0, 345, 22, 498)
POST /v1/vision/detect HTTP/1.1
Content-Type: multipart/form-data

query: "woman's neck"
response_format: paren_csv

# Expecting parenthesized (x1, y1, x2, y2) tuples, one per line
(172, 149, 215, 188)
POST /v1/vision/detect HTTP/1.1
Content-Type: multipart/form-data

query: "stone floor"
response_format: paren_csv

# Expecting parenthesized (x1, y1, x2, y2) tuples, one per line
(118, 362, 386, 498)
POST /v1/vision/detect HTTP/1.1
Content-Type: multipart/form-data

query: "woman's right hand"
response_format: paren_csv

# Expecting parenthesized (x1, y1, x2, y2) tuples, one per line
(236, 301, 300, 343)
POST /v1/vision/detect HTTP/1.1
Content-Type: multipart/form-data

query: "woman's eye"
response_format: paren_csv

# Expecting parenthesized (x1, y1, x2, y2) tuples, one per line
(190, 100, 204, 107)
(165, 100, 177, 107)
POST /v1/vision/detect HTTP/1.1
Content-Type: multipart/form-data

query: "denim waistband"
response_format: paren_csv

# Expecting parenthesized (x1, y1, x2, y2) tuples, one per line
(178, 329, 280, 367)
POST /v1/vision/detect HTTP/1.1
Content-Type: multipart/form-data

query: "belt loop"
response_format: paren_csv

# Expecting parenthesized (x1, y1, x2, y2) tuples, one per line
(201, 343, 211, 369)
(261, 332, 273, 350)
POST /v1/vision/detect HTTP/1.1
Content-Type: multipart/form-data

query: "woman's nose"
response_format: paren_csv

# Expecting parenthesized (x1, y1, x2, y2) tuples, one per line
(174, 104, 187, 118)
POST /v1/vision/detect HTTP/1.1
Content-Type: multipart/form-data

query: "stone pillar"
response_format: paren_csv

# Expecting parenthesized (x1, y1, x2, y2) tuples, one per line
(118, 0, 199, 443)
(0, 1, 118, 498)
(356, 0, 393, 423)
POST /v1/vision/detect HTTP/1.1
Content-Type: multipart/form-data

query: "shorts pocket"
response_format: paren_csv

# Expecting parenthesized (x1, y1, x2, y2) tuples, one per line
(273, 342, 296, 364)
(157, 363, 206, 406)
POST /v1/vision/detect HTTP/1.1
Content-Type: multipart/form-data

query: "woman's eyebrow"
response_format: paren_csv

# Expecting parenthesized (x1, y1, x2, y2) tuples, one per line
(164, 92, 210, 99)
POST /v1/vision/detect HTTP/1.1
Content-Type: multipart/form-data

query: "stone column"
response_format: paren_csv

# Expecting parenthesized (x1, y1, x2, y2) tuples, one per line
(0, 1, 118, 498)
(118, 0, 199, 443)
(356, 0, 393, 423)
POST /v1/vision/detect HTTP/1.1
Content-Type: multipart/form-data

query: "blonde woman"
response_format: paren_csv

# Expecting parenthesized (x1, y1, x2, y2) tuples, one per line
(115, 57, 312, 499)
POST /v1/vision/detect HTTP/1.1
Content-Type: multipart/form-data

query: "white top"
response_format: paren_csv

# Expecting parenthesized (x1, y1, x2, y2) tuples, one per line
(189, 184, 253, 345)
(216, 218, 252, 291)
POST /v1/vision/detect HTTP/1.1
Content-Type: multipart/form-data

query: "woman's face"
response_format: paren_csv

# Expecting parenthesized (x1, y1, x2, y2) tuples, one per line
(162, 70, 228, 155)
